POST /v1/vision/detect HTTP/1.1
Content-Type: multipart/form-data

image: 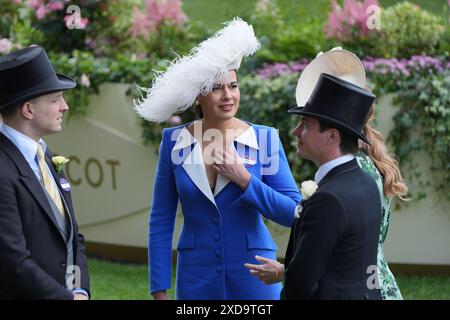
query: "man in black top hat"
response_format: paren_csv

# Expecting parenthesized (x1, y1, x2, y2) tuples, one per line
(245, 73, 382, 299)
(0, 46, 90, 299)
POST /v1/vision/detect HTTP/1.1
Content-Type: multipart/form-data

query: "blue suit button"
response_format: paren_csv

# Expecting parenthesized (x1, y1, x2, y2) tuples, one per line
(214, 233, 220, 241)
(213, 217, 219, 224)
(215, 249, 221, 257)
(216, 265, 223, 273)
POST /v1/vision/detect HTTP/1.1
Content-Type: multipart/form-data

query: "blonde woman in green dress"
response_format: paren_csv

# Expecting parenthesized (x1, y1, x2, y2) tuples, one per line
(356, 106, 408, 300)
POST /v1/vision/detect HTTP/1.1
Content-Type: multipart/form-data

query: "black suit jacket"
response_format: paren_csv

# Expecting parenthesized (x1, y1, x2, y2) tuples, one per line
(282, 159, 382, 300)
(0, 133, 89, 299)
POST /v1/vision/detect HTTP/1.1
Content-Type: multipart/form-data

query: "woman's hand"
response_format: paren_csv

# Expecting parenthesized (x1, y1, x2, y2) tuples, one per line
(212, 149, 250, 190)
(244, 255, 285, 284)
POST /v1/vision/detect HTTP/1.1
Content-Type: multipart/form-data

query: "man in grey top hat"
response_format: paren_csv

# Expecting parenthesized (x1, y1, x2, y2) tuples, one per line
(246, 73, 382, 300)
(0, 46, 90, 299)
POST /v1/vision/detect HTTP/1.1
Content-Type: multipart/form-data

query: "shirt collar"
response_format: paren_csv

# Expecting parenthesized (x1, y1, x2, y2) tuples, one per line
(314, 154, 355, 184)
(0, 123, 47, 163)
(172, 123, 259, 151)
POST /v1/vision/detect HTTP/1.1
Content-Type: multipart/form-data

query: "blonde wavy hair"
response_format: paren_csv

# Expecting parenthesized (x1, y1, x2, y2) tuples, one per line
(360, 105, 409, 199)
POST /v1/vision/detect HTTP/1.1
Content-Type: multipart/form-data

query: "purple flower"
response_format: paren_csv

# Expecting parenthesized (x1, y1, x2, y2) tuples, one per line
(254, 55, 448, 80)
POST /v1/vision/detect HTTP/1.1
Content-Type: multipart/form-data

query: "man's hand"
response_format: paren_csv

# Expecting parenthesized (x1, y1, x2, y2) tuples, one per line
(73, 293, 89, 300)
(244, 255, 285, 284)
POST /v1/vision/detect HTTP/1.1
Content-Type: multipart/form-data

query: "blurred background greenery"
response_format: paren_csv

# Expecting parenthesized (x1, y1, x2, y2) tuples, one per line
(183, 0, 445, 28)
(1, 0, 448, 199)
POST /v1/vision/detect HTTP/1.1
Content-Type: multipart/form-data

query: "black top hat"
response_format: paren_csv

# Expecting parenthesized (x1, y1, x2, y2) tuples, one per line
(288, 73, 375, 144)
(0, 46, 76, 111)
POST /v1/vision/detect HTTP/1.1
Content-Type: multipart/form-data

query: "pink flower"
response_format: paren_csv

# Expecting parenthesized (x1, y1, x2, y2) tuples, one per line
(77, 17, 89, 29)
(36, 5, 49, 20)
(131, 0, 188, 38)
(0, 38, 13, 54)
(80, 74, 90, 87)
(11, 0, 22, 4)
(131, 6, 153, 38)
(28, 0, 41, 9)
(64, 14, 89, 30)
(47, 1, 64, 11)
(324, 0, 379, 42)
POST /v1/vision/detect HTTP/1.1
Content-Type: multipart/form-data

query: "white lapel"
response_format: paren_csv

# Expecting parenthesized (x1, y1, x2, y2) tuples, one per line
(173, 125, 259, 203)
(214, 126, 259, 196)
(234, 126, 259, 151)
(213, 172, 229, 196)
(173, 127, 217, 207)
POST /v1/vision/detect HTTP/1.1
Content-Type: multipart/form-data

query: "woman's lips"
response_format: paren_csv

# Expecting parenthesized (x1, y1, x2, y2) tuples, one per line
(218, 104, 233, 112)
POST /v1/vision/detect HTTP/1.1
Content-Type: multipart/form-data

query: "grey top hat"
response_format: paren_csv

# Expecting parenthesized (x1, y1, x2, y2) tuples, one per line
(0, 46, 76, 111)
(288, 73, 375, 144)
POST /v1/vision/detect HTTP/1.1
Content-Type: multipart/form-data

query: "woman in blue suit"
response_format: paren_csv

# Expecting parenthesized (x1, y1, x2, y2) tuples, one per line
(135, 19, 301, 300)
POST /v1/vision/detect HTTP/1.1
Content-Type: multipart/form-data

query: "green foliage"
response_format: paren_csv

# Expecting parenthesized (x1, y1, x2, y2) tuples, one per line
(238, 73, 316, 182)
(236, 52, 450, 201)
(0, 0, 208, 126)
(9, 16, 45, 48)
(249, 1, 332, 62)
(387, 69, 450, 200)
(373, 2, 446, 58)
(49, 50, 109, 117)
(1, 0, 448, 201)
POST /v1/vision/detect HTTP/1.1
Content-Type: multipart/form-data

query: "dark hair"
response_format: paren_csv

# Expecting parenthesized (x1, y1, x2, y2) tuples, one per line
(0, 96, 41, 119)
(318, 119, 358, 154)
(0, 104, 20, 119)
(195, 102, 203, 119)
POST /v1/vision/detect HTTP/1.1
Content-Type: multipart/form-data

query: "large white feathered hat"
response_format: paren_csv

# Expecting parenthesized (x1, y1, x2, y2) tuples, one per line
(295, 47, 366, 107)
(134, 18, 260, 123)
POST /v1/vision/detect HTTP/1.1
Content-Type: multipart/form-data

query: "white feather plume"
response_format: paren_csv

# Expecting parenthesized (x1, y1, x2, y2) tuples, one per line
(134, 18, 260, 123)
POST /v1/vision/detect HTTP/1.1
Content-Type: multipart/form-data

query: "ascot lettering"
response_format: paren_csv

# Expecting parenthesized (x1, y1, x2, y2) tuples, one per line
(65, 156, 120, 190)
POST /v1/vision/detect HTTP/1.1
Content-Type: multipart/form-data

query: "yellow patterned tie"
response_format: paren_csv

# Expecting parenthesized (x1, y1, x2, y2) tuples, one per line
(36, 144, 65, 217)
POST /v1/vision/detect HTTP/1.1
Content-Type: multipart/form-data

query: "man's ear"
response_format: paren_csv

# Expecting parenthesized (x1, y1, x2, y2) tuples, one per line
(20, 101, 35, 120)
(328, 128, 340, 145)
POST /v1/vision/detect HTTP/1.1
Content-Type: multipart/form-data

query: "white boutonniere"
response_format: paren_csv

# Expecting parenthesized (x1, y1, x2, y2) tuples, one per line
(300, 180, 318, 200)
(52, 156, 70, 173)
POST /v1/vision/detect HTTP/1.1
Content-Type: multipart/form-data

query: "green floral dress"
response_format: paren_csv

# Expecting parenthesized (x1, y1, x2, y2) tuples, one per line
(356, 151, 403, 300)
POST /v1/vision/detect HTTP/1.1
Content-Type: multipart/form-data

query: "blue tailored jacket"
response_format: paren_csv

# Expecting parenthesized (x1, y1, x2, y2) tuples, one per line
(148, 123, 301, 300)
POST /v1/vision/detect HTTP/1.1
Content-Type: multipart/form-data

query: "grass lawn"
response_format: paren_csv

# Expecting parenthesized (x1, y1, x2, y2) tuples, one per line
(88, 258, 450, 300)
